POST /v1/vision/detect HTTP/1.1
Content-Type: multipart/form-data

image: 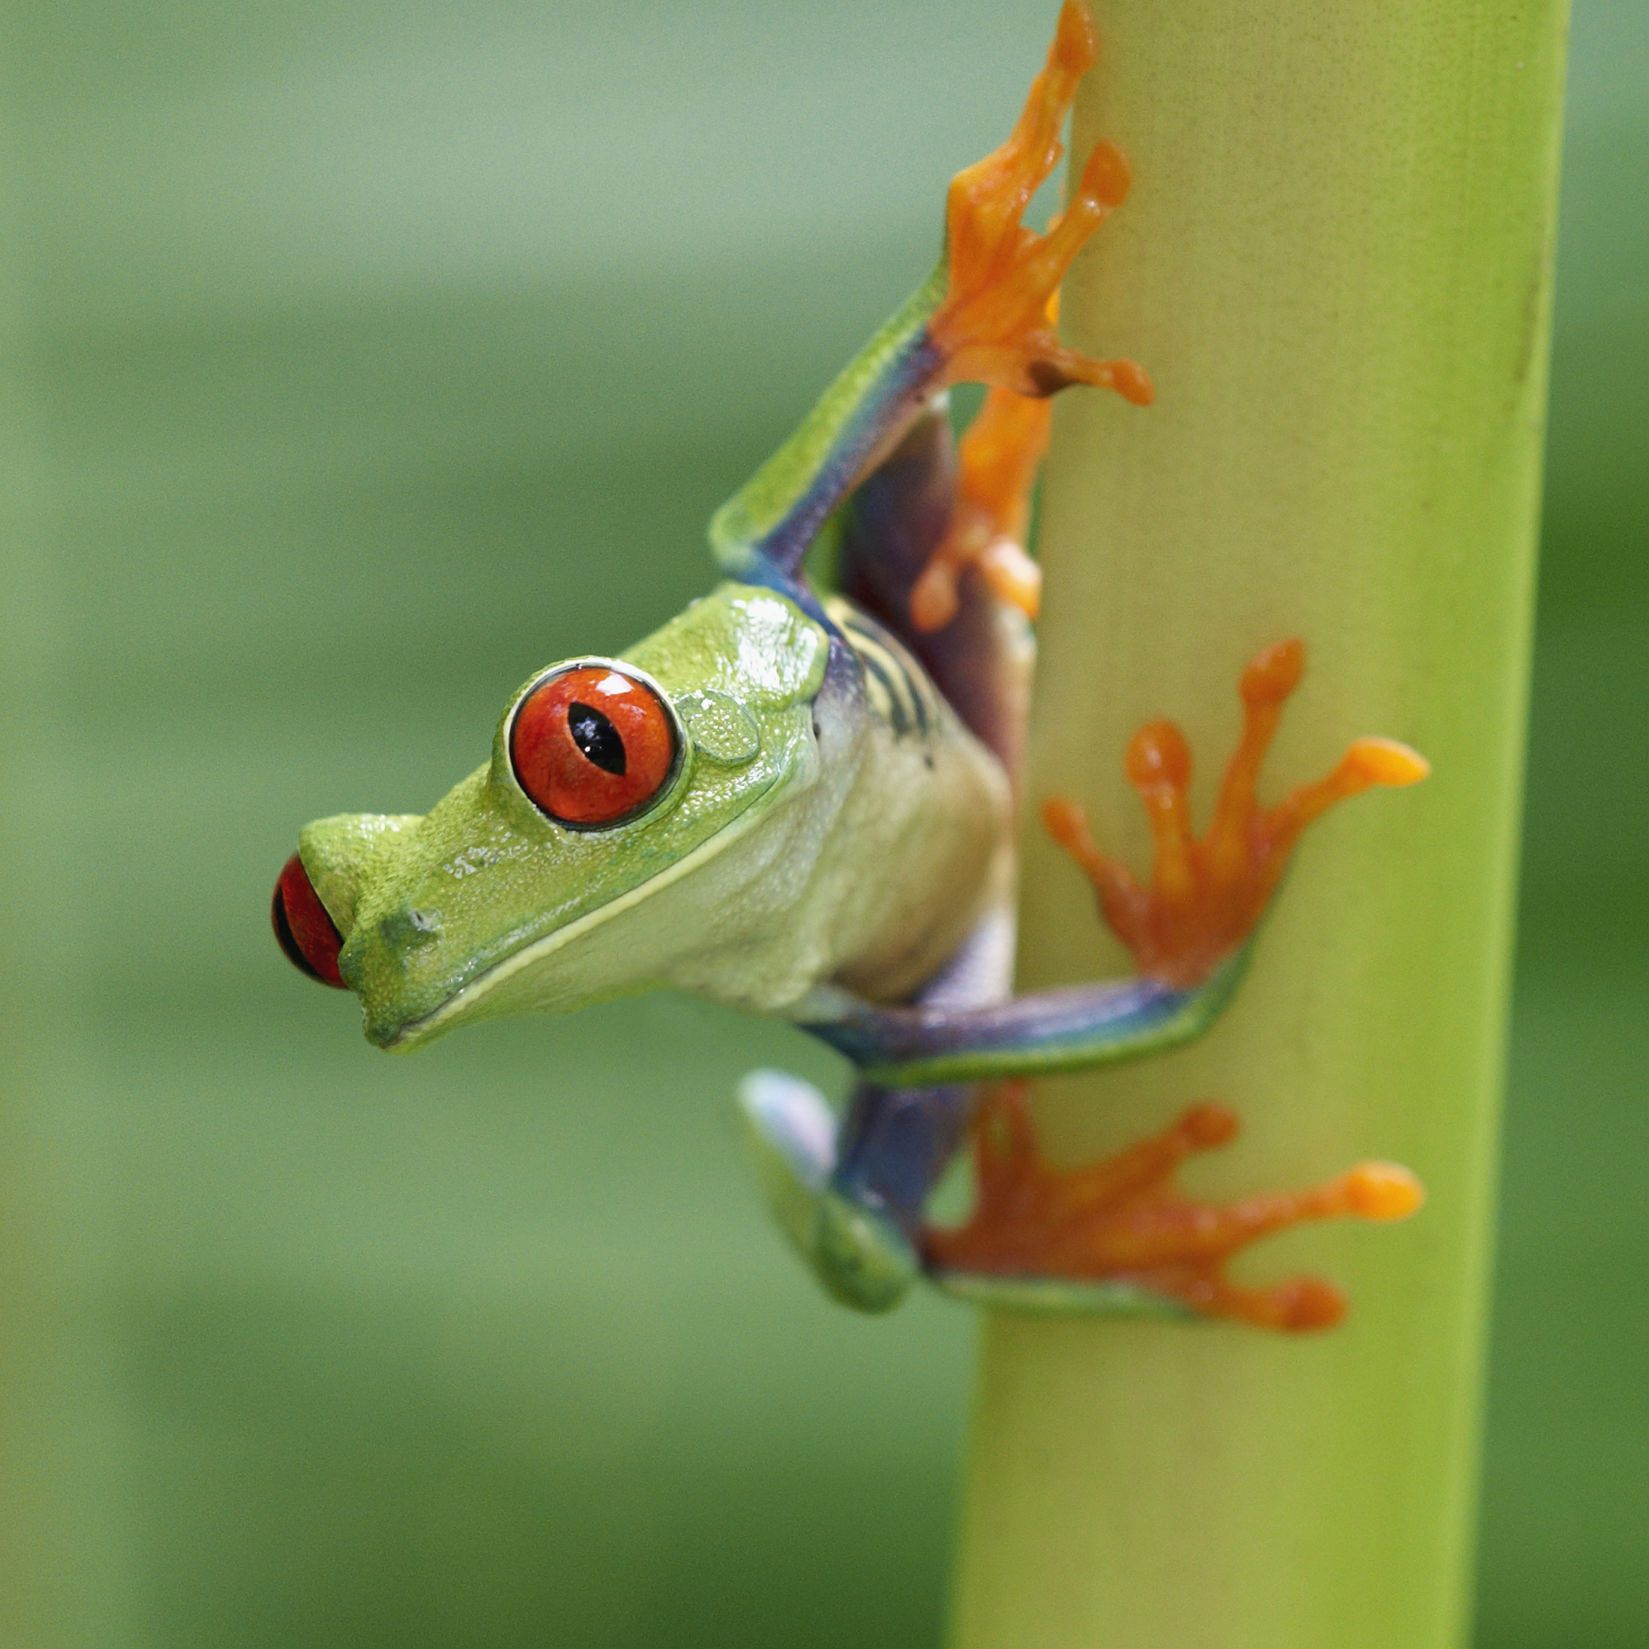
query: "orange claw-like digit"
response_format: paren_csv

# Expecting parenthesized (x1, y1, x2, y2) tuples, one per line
(1043, 639, 1430, 987)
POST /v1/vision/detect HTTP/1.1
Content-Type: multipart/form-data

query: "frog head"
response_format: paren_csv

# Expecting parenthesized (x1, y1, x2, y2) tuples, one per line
(272, 585, 829, 1050)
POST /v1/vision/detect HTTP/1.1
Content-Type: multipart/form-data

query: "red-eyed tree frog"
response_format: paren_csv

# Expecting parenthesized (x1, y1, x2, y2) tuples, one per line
(273, 2, 1427, 1331)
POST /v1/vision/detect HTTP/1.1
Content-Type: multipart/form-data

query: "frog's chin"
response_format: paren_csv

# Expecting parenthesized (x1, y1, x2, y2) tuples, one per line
(360, 913, 630, 1052)
(366, 1004, 451, 1052)
(363, 954, 612, 1052)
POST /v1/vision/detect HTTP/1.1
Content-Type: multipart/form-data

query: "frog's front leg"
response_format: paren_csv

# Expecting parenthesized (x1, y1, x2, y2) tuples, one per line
(709, 0, 1145, 592)
(739, 1070, 967, 1313)
(804, 639, 1429, 1085)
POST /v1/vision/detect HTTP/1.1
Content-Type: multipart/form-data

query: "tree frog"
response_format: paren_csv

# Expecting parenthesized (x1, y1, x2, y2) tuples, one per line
(273, 2, 1426, 1331)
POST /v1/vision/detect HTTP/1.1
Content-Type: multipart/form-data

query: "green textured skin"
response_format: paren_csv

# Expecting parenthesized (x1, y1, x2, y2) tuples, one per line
(302, 583, 828, 1048)
(299, 579, 1008, 1051)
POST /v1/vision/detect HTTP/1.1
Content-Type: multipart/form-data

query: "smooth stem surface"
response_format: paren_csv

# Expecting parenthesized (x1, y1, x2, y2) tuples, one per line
(951, 5, 1569, 1648)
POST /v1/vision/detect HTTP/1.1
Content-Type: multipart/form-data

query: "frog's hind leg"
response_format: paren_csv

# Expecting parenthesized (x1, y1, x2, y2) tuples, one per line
(924, 1084, 1423, 1330)
(908, 387, 1050, 638)
(739, 1070, 972, 1313)
(839, 405, 1037, 774)
(839, 376, 1051, 778)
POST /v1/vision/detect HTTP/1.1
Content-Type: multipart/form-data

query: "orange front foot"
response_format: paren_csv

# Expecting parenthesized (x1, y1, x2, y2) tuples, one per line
(929, 0, 1151, 407)
(1043, 639, 1429, 988)
(924, 1084, 1423, 1331)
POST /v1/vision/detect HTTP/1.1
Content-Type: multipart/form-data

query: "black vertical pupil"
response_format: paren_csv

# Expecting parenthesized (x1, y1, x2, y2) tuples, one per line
(567, 702, 627, 774)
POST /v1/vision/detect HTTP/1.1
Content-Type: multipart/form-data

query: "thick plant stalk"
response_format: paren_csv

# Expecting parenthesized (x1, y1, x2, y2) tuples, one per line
(951, 5, 1569, 1649)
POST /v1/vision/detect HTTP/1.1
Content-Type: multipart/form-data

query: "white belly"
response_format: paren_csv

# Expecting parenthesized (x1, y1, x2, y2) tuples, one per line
(660, 605, 1012, 1011)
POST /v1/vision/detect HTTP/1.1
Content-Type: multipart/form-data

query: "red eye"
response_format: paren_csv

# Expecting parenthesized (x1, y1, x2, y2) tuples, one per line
(509, 665, 680, 827)
(272, 852, 347, 988)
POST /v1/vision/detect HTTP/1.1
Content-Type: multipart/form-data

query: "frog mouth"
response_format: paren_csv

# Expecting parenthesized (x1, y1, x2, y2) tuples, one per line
(365, 896, 617, 1052)
(366, 765, 792, 1052)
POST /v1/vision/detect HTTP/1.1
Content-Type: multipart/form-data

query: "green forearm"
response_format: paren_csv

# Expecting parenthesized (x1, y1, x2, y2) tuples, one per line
(805, 951, 1252, 1088)
(708, 264, 947, 579)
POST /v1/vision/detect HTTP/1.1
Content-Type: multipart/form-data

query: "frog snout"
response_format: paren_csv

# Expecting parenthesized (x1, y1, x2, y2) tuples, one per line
(271, 852, 349, 989)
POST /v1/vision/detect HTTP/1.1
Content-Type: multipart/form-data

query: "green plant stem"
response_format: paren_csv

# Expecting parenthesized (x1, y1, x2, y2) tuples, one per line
(950, 5, 1570, 1647)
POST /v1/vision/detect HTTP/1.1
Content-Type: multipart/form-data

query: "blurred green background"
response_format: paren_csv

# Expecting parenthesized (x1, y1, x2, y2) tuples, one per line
(1, 4, 1641, 1646)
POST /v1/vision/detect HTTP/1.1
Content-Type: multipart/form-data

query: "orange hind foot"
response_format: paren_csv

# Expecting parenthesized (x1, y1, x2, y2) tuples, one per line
(1042, 639, 1429, 988)
(911, 386, 1050, 632)
(923, 1083, 1423, 1332)
(930, 0, 1151, 407)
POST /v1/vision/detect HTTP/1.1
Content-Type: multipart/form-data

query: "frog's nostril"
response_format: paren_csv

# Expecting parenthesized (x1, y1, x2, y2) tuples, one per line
(272, 852, 348, 989)
(380, 907, 442, 949)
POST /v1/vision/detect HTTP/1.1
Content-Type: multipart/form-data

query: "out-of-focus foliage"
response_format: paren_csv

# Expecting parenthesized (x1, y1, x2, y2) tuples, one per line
(0, 4, 1639, 1646)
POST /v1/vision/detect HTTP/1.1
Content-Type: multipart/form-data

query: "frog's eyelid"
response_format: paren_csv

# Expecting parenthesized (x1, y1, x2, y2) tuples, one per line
(675, 689, 761, 767)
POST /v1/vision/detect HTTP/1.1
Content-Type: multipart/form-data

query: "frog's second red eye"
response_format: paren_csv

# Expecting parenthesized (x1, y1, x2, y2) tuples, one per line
(272, 852, 347, 988)
(509, 664, 681, 828)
